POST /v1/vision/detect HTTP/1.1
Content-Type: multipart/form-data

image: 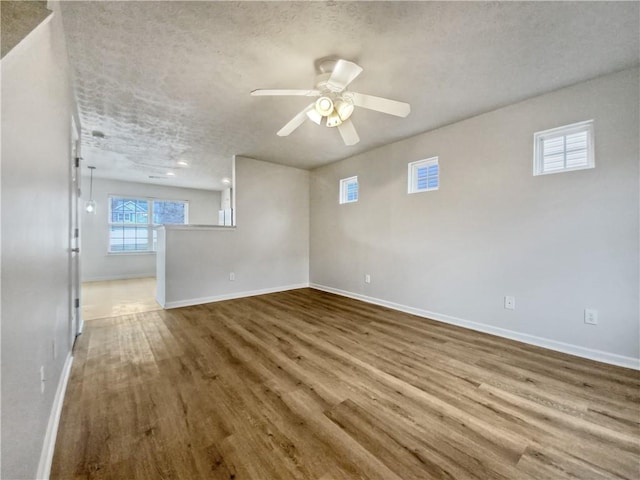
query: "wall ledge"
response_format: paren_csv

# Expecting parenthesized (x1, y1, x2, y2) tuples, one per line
(159, 224, 236, 231)
(309, 283, 640, 371)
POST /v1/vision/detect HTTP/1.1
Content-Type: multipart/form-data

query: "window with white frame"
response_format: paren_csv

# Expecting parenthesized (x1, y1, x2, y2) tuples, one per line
(339, 176, 359, 204)
(533, 120, 594, 176)
(108, 196, 189, 253)
(408, 157, 439, 194)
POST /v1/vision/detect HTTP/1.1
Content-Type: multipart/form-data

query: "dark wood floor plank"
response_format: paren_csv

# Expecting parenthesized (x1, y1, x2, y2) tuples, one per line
(51, 288, 640, 480)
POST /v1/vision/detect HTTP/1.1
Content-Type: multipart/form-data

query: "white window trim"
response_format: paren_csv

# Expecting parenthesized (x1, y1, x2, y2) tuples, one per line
(339, 176, 358, 204)
(533, 120, 594, 176)
(107, 195, 189, 254)
(408, 157, 439, 194)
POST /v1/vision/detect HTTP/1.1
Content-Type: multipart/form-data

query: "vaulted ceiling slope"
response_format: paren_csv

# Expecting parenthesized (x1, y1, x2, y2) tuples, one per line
(59, 1, 639, 190)
(1, 1, 51, 58)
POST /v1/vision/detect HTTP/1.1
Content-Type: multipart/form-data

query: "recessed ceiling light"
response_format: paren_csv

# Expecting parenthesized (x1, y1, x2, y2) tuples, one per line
(177, 160, 189, 167)
(166, 172, 176, 176)
(222, 177, 232, 185)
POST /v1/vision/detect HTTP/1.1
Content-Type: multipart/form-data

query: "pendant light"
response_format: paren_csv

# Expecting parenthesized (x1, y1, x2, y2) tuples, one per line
(85, 166, 96, 214)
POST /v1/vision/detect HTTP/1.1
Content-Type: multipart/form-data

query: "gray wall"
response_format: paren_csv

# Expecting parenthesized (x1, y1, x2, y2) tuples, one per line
(1, 11, 74, 479)
(158, 156, 309, 306)
(310, 68, 639, 363)
(80, 177, 221, 281)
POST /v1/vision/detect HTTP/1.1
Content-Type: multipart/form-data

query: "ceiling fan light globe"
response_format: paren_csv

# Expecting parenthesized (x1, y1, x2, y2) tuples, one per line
(315, 96, 334, 116)
(306, 108, 323, 125)
(326, 110, 343, 128)
(335, 100, 354, 121)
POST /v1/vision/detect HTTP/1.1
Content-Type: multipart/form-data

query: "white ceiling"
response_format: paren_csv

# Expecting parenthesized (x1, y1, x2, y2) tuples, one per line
(59, 1, 639, 190)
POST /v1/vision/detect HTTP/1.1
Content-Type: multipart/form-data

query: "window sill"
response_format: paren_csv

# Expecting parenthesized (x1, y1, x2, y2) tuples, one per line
(106, 251, 156, 256)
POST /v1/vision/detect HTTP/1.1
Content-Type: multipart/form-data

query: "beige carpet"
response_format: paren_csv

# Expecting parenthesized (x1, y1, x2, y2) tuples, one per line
(82, 277, 161, 320)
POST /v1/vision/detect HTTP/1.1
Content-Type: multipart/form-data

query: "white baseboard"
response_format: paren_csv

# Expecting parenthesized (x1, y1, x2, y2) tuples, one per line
(310, 283, 640, 371)
(81, 273, 155, 282)
(36, 352, 73, 480)
(163, 283, 310, 309)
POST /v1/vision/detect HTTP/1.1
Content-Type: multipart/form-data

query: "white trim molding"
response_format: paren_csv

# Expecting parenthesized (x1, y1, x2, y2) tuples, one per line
(163, 283, 310, 309)
(310, 283, 640, 371)
(36, 352, 73, 480)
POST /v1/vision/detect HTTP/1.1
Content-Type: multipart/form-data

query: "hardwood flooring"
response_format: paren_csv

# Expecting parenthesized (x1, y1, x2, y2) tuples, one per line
(51, 288, 640, 479)
(82, 277, 160, 321)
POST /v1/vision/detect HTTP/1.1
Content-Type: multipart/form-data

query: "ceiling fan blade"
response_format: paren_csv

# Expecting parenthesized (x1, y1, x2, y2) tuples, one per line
(351, 92, 411, 117)
(337, 119, 360, 146)
(277, 103, 315, 136)
(327, 60, 363, 92)
(251, 89, 320, 97)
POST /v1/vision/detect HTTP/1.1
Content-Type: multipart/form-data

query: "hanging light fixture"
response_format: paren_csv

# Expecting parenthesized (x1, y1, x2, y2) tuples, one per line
(85, 166, 96, 214)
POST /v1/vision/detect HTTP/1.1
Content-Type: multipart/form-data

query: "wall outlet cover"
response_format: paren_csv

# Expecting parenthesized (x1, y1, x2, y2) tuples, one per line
(584, 308, 598, 325)
(504, 296, 515, 310)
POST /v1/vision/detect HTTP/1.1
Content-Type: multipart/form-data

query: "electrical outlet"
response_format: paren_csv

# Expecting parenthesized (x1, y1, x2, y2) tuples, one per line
(365, 274, 371, 284)
(40, 366, 45, 394)
(504, 296, 515, 310)
(229, 272, 235, 281)
(584, 308, 598, 325)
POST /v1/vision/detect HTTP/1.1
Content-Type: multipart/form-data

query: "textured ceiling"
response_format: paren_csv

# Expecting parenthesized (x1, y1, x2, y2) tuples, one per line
(1, 1, 51, 58)
(59, 1, 639, 190)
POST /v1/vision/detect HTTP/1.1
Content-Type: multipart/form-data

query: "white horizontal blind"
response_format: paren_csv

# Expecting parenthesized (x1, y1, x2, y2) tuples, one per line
(541, 131, 589, 172)
(408, 157, 439, 193)
(534, 120, 594, 175)
(339, 176, 358, 204)
(346, 181, 358, 202)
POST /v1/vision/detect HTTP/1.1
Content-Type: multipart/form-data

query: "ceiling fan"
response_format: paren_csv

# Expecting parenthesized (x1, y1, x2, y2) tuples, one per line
(251, 58, 410, 146)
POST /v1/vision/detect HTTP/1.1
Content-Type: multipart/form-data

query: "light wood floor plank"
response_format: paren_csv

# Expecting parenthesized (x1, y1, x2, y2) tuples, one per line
(52, 288, 640, 479)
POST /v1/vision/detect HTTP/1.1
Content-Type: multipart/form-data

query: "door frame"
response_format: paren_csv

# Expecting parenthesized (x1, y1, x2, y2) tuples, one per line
(70, 116, 83, 344)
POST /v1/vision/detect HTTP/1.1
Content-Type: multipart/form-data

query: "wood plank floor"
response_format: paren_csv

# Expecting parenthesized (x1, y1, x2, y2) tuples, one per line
(51, 288, 640, 480)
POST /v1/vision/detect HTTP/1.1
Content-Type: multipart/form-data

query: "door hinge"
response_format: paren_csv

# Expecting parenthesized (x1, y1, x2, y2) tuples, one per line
(74, 156, 81, 168)
(74, 228, 79, 238)
(74, 298, 80, 309)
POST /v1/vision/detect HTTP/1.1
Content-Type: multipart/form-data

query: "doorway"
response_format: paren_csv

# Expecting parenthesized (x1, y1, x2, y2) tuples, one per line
(81, 277, 161, 320)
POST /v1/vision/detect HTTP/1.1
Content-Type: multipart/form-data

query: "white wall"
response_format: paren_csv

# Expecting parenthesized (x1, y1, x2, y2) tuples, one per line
(1, 10, 75, 479)
(80, 177, 221, 281)
(157, 156, 309, 307)
(310, 68, 639, 366)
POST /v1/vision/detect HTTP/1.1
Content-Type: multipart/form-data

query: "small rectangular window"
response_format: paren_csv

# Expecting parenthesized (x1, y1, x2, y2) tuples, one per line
(534, 120, 594, 176)
(339, 176, 358, 204)
(408, 157, 439, 194)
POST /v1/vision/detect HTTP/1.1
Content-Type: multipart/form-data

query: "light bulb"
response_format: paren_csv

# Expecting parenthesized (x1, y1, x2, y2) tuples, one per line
(85, 200, 96, 214)
(315, 96, 334, 116)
